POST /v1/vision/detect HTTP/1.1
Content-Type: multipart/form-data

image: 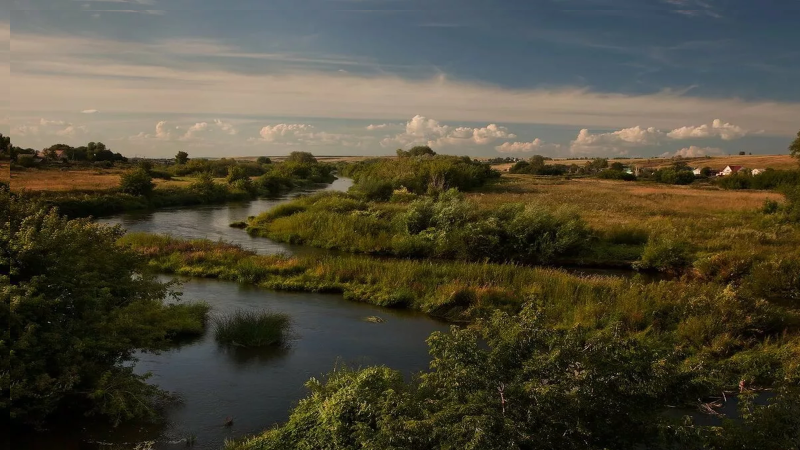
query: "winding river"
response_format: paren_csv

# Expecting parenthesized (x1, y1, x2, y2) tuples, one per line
(16, 178, 450, 450)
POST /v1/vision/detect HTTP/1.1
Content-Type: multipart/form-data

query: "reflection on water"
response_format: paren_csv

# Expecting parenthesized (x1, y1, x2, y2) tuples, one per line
(99, 177, 353, 256)
(17, 277, 449, 450)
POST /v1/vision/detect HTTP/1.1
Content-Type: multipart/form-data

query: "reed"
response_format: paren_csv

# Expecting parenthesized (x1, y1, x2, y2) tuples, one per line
(213, 310, 291, 348)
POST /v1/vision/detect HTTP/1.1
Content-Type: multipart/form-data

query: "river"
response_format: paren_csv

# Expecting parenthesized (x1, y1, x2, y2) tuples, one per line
(15, 178, 450, 450)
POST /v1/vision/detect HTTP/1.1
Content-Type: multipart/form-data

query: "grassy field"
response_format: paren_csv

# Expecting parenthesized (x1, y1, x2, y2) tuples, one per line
(490, 154, 796, 172)
(8, 167, 211, 192)
(0, 163, 10, 182)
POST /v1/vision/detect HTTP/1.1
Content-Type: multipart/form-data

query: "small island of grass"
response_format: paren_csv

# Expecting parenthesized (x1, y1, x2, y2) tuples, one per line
(213, 310, 291, 348)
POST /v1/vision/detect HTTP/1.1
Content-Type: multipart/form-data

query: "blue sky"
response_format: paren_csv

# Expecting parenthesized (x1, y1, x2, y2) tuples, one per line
(4, 0, 800, 157)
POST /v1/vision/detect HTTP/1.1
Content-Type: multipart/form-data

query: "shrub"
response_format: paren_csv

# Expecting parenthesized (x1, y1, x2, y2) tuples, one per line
(634, 236, 692, 272)
(286, 151, 317, 164)
(213, 310, 291, 348)
(119, 168, 154, 197)
(351, 178, 394, 201)
(16, 154, 37, 168)
(226, 165, 249, 184)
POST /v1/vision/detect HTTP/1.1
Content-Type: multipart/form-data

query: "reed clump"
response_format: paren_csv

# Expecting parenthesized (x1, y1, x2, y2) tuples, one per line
(213, 310, 291, 348)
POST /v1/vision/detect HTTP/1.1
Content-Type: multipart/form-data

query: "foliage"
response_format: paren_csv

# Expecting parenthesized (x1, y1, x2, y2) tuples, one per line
(0, 133, 11, 159)
(397, 145, 436, 157)
(256, 156, 272, 165)
(119, 168, 155, 197)
(175, 151, 189, 165)
(341, 155, 498, 195)
(634, 236, 693, 272)
(3, 190, 208, 425)
(649, 167, 696, 185)
(226, 165, 250, 184)
(716, 169, 800, 190)
(226, 304, 800, 450)
(285, 151, 317, 164)
(598, 169, 637, 181)
(509, 155, 568, 175)
(790, 130, 800, 164)
(213, 310, 291, 348)
(248, 189, 591, 265)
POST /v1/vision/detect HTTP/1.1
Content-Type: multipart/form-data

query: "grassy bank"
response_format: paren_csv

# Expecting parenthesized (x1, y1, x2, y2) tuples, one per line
(13, 162, 337, 218)
(244, 176, 800, 276)
(120, 232, 800, 390)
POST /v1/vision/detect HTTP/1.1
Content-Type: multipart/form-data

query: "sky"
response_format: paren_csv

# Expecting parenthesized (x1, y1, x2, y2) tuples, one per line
(3, 0, 800, 158)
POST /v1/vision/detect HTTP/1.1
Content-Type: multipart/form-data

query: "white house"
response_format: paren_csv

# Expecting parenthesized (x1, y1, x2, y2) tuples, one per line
(721, 165, 745, 176)
(751, 168, 766, 176)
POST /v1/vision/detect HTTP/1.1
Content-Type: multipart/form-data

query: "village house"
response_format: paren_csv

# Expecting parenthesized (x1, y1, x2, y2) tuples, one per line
(721, 165, 745, 176)
(751, 168, 766, 176)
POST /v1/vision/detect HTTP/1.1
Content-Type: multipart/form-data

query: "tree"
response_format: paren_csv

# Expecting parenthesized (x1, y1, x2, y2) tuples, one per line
(0, 133, 10, 159)
(790, 130, 800, 165)
(610, 161, 625, 171)
(286, 151, 317, 164)
(3, 188, 207, 425)
(226, 165, 249, 184)
(256, 156, 272, 165)
(408, 145, 436, 157)
(175, 151, 189, 165)
(119, 168, 154, 196)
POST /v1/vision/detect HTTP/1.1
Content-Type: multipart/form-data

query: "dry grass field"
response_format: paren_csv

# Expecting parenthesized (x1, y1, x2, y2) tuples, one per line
(9, 167, 197, 192)
(0, 163, 10, 183)
(471, 174, 797, 257)
(489, 154, 796, 172)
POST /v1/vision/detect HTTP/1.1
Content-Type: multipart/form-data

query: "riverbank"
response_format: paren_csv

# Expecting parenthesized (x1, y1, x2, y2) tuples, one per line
(120, 232, 800, 392)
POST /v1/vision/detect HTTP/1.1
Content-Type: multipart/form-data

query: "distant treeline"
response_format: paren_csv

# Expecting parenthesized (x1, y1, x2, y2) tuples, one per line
(716, 169, 800, 190)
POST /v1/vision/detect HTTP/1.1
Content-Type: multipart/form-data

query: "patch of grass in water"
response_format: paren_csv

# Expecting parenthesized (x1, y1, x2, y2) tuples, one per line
(213, 310, 291, 348)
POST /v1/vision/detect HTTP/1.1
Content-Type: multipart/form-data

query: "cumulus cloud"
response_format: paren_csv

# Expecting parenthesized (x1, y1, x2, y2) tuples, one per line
(214, 119, 238, 135)
(258, 123, 315, 142)
(666, 119, 748, 140)
(662, 146, 724, 158)
(81, 109, 99, 114)
(181, 122, 209, 140)
(495, 139, 562, 154)
(366, 123, 390, 130)
(381, 115, 516, 148)
(570, 126, 665, 155)
(13, 118, 88, 138)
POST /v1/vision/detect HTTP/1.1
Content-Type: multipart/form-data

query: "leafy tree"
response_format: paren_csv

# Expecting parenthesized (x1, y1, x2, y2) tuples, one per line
(0, 133, 11, 159)
(119, 168, 154, 197)
(3, 188, 207, 425)
(408, 145, 436, 157)
(610, 161, 625, 171)
(286, 151, 317, 164)
(226, 165, 249, 184)
(256, 156, 272, 165)
(175, 151, 189, 165)
(231, 305, 681, 450)
(790, 130, 800, 165)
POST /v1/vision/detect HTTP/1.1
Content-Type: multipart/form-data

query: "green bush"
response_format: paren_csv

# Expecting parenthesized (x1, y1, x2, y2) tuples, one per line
(634, 236, 693, 272)
(119, 168, 154, 197)
(213, 310, 291, 348)
(5, 190, 209, 426)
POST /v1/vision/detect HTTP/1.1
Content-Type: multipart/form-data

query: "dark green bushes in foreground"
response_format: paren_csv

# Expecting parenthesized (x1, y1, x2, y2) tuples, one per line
(214, 310, 291, 348)
(248, 189, 593, 265)
(225, 305, 800, 450)
(716, 169, 800, 190)
(3, 187, 209, 426)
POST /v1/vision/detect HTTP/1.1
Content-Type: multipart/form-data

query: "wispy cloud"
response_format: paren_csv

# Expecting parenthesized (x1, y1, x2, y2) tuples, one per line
(661, 0, 722, 19)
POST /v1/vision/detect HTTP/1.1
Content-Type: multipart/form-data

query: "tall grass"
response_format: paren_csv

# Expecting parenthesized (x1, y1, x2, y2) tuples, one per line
(213, 310, 291, 348)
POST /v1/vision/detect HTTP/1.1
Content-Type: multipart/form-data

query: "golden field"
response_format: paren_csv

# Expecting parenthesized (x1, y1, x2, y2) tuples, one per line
(471, 174, 796, 257)
(8, 167, 208, 192)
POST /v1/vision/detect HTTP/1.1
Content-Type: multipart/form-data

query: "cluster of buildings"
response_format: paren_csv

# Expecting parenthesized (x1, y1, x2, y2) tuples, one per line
(692, 165, 766, 177)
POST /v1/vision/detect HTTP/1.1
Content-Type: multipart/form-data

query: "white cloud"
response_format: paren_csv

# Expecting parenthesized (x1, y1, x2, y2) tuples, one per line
(81, 109, 99, 114)
(570, 126, 665, 155)
(155, 120, 171, 139)
(666, 119, 748, 140)
(381, 115, 516, 148)
(214, 119, 238, 135)
(496, 139, 545, 153)
(39, 118, 67, 126)
(366, 123, 402, 130)
(54, 125, 88, 137)
(180, 122, 209, 140)
(258, 123, 315, 142)
(11, 33, 800, 138)
(662, 146, 724, 158)
(13, 125, 39, 137)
